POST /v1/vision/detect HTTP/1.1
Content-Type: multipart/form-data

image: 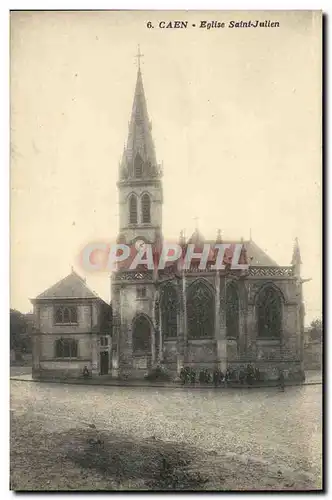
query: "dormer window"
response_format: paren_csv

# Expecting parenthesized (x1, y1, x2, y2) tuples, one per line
(134, 153, 143, 178)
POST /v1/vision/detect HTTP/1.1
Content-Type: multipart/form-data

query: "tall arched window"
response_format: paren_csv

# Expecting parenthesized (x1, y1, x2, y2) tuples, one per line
(226, 282, 239, 338)
(129, 194, 138, 224)
(161, 284, 178, 338)
(134, 153, 143, 178)
(132, 314, 151, 352)
(257, 285, 282, 338)
(187, 280, 215, 339)
(141, 194, 151, 223)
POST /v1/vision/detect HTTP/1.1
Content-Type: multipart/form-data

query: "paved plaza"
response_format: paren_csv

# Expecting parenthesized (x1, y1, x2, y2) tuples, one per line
(10, 378, 322, 491)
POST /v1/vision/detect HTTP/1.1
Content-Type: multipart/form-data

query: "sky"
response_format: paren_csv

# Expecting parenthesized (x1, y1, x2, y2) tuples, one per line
(10, 10, 322, 323)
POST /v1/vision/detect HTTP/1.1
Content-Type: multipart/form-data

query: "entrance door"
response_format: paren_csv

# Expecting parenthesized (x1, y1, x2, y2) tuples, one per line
(100, 351, 109, 375)
(132, 314, 152, 369)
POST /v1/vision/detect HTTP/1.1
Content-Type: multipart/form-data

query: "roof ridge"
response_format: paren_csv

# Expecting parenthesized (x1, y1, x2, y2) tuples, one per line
(35, 272, 73, 299)
(35, 270, 99, 300)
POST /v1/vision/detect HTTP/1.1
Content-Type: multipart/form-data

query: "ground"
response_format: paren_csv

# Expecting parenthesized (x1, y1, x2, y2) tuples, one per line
(10, 375, 322, 491)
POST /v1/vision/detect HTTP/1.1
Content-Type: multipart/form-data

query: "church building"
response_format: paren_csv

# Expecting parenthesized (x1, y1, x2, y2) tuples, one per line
(110, 58, 305, 381)
(31, 55, 305, 381)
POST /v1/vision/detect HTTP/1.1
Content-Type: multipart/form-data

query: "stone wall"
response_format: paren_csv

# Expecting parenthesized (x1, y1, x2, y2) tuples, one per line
(304, 341, 322, 370)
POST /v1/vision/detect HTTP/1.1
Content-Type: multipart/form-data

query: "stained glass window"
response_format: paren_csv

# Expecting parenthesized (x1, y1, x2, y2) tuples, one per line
(257, 286, 282, 338)
(187, 280, 215, 338)
(161, 284, 178, 338)
(226, 282, 239, 338)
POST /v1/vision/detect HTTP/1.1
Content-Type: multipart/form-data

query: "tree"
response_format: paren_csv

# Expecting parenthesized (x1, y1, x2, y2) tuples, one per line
(10, 309, 31, 352)
(307, 318, 322, 342)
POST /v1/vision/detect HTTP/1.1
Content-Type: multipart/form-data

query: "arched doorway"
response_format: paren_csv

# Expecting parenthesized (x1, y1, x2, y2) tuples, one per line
(132, 314, 153, 371)
(132, 313, 152, 361)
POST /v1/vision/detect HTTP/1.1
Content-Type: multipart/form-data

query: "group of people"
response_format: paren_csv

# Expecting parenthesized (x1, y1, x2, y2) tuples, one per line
(179, 364, 261, 386)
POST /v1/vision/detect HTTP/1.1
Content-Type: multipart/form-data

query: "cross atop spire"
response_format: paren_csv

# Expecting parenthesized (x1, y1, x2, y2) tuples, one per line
(193, 216, 199, 230)
(135, 44, 144, 70)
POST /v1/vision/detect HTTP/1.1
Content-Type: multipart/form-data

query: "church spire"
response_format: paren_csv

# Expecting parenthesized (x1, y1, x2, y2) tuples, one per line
(119, 49, 161, 181)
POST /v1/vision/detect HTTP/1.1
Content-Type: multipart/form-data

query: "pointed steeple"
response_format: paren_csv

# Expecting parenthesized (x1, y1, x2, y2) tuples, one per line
(188, 228, 205, 245)
(216, 229, 223, 243)
(179, 229, 186, 246)
(291, 237, 302, 276)
(120, 59, 161, 181)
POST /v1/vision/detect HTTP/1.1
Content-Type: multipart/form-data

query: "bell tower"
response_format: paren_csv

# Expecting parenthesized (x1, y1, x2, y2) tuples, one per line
(117, 47, 163, 246)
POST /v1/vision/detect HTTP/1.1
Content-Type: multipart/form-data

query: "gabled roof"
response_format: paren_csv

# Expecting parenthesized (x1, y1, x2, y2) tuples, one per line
(35, 270, 100, 300)
(243, 240, 278, 266)
(180, 237, 278, 267)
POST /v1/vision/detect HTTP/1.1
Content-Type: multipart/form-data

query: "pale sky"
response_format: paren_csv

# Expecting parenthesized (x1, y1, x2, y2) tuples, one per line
(10, 11, 322, 323)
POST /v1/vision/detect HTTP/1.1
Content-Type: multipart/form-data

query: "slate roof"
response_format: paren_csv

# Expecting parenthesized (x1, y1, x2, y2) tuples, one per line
(243, 240, 278, 266)
(35, 270, 100, 300)
(186, 231, 278, 267)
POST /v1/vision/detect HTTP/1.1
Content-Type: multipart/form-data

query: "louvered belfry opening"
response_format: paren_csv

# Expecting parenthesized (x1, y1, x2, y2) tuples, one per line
(141, 193, 151, 223)
(129, 194, 138, 224)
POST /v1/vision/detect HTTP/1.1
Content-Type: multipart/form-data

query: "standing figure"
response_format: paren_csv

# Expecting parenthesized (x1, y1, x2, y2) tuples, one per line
(180, 367, 186, 385)
(239, 367, 245, 385)
(83, 365, 89, 379)
(278, 369, 285, 391)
